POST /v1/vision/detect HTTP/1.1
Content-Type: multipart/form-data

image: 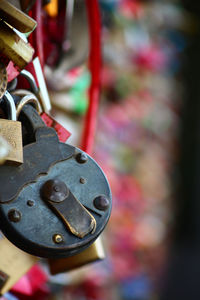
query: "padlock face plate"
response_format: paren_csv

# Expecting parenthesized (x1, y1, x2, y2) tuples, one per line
(0, 147, 111, 258)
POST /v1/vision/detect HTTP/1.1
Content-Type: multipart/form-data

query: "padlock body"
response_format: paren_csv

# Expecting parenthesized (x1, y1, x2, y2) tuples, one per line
(0, 236, 38, 295)
(0, 146, 111, 258)
(0, 119, 23, 165)
(0, 106, 112, 258)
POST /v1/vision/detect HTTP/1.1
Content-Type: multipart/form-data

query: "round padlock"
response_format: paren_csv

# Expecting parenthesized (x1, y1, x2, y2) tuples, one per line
(0, 105, 112, 258)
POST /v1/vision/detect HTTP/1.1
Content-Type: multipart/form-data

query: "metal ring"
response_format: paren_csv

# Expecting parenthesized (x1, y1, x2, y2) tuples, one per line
(15, 94, 42, 118)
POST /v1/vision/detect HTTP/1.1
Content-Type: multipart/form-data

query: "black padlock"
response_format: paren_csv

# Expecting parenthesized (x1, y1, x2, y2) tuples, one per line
(0, 105, 112, 258)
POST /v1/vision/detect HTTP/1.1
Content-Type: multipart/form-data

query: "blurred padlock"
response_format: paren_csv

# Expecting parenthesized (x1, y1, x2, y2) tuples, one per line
(0, 235, 38, 295)
(0, 20, 34, 70)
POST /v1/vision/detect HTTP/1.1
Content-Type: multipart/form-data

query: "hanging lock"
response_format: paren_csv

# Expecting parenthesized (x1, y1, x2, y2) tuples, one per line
(0, 91, 23, 165)
(0, 105, 111, 258)
(0, 20, 34, 70)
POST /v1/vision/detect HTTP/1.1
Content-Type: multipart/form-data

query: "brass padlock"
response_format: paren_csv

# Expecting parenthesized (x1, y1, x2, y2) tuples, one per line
(0, 91, 23, 165)
(0, 235, 38, 295)
(0, 20, 34, 70)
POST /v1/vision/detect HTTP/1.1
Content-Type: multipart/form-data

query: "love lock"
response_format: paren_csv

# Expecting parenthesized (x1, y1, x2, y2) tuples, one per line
(0, 104, 112, 258)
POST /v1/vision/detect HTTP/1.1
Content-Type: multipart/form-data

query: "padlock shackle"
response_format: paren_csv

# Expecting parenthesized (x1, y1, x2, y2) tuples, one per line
(13, 90, 42, 118)
(20, 70, 38, 95)
(3, 91, 16, 121)
(20, 104, 45, 134)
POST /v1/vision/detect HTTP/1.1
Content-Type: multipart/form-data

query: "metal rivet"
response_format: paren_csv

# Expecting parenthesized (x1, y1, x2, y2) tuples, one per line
(93, 196, 110, 211)
(8, 209, 22, 222)
(76, 152, 88, 164)
(27, 200, 35, 207)
(80, 177, 86, 184)
(41, 179, 69, 203)
(53, 234, 63, 244)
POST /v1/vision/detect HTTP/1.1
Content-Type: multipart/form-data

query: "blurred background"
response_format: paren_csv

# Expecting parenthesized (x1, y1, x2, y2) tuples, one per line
(2, 0, 200, 299)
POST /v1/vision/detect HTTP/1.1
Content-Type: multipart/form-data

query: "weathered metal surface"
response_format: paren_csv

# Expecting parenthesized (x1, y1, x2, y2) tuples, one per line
(42, 181, 96, 238)
(0, 105, 111, 258)
(0, 105, 75, 203)
(0, 21, 34, 70)
(0, 148, 112, 258)
(41, 179, 69, 203)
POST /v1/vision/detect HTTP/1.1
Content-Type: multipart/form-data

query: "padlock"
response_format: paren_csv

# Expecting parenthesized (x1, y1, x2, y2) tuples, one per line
(0, 91, 23, 165)
(0, 20, 34, 70)
(0, 104, 112, 258)
(0, 0, 37, 33)
(0, 235, 38, 295)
